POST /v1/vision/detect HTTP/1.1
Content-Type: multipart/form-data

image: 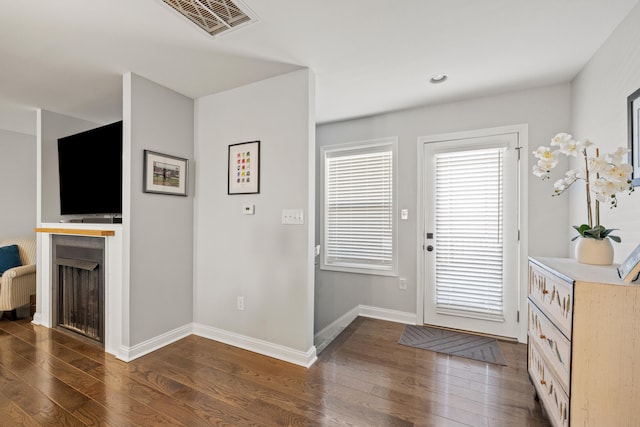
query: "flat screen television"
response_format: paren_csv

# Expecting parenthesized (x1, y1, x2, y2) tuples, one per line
(57, 121, 123, 216)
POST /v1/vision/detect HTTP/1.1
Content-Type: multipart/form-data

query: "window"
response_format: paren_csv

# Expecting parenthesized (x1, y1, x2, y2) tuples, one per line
(321, 138, 397, 275)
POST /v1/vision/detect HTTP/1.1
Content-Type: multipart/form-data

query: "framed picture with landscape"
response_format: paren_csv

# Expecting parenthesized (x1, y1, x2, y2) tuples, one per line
(143, 150, 188, 196)
(228, 140, 260, 195)
(628, 87, 640, 187)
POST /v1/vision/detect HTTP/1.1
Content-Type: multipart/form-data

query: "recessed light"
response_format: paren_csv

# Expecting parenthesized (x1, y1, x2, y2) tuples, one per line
(430, 74, 448, 84)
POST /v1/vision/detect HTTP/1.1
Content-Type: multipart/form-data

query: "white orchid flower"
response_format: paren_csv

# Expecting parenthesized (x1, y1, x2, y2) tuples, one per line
(592, 179, 620, 206)
(553, 179, 565, 189)
(533, 133, 634, 232)
(576, 139, 594, 150)
(556, 139, 580, 156)
(550, 133, 573, 146)
(532, 165, 549, 178)
(588, 155, 609, 174)
(607, 147, 631, 164)
(601, 163, 633, 182)
(533, 146, 559, 163)
(537, 158, 558, 170)
(575, 168, 587, 180)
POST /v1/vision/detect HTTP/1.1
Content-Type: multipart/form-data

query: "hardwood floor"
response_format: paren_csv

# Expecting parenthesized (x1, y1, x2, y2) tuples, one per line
(0, 316, 551, 426)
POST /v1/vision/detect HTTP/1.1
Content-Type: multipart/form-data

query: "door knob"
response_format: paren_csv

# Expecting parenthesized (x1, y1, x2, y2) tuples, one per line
(426, 245, 434, 252)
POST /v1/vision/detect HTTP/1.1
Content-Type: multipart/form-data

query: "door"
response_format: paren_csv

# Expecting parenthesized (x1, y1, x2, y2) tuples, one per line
(422, 133, 520, 338)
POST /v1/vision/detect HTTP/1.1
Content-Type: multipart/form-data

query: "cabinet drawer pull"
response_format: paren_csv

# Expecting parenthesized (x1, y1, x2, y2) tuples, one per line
(540, 379, 546, 385)
(542, 289, 549, 294)
(540, 334, 546, 340)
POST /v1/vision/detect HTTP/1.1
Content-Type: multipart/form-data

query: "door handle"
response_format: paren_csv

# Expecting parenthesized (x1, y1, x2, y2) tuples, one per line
(426, 245, 434, 252)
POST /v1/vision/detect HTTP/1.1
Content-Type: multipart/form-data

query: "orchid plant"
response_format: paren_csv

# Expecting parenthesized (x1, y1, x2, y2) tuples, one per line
(533, 133, 634, 241)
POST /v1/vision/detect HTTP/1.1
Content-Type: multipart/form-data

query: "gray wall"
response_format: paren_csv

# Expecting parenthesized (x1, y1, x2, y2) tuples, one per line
(0, 129, 36, 239)
(570, 2, 640, 262)
(126, 73, 194, 346)
(194, 69, 315, 352)
(315, 83, 572, 332)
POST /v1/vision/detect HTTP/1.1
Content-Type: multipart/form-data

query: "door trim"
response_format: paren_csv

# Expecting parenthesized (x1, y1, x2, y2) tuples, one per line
(415, 124, 529, 343)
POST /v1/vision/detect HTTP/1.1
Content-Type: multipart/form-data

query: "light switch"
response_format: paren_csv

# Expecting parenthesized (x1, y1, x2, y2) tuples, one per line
(282, 209, 304, 224)
(401, 209, 408, 220)
(243, 205, 255, 215)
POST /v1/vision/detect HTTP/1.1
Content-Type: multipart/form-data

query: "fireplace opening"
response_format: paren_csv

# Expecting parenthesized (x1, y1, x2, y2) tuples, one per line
(52, 235, 105, 345)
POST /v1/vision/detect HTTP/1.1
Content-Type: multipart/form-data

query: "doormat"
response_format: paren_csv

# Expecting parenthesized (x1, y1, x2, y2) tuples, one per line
(398, 325, 507, 366)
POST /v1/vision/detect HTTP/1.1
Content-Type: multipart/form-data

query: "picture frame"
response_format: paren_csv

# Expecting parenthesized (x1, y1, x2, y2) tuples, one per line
(628, 87, 640, 187)
(617, 244, 640, 283)
(143, 150, 188, 196)
(228, 141, 260, 195)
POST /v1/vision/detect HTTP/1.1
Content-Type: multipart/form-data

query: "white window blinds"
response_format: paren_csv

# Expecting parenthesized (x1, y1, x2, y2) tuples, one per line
(322, 140, 396, 275)
(434, 147, 505, 320)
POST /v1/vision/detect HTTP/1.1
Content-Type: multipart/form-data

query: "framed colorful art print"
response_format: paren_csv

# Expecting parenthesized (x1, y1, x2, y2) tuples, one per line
(228, 141, 260, 195)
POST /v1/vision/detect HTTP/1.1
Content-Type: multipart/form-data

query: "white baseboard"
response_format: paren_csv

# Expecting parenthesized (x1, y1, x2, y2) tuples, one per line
(36, 305, 414, 366)
(31, 312, 48, 327)
(358, 305, 416, 324)
(314, 306, 360, 351)
(314, 305, 416, 352)
(116, 323, 193, 362)
(193, 323, 317, 368)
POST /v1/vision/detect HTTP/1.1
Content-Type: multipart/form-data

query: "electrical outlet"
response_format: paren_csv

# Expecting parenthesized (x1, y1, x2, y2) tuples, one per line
(237, 296, 244, 310)
(399, 278, 407, 290)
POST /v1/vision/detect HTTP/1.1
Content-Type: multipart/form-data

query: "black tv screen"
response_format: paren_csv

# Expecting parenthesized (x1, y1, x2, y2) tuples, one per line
(57, 121, 123, 215)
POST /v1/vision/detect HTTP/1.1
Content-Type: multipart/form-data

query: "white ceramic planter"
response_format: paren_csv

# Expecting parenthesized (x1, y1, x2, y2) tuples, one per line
(575, 237, 614, 265)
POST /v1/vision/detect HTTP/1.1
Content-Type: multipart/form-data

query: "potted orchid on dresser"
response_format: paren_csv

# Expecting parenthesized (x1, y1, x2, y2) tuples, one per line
(533, 133, 634, 265)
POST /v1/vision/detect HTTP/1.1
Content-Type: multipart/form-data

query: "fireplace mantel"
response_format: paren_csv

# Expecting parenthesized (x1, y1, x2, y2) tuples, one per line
(34, 223, 124, 358)
(36, 227, 115, 237)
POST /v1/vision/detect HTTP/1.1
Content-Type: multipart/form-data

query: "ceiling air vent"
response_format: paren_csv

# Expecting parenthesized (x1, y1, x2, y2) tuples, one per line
(163, 0, 256, 37)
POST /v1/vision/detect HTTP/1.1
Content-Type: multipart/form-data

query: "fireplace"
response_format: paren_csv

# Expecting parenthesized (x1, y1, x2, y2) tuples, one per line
(52, 235, 105, 345)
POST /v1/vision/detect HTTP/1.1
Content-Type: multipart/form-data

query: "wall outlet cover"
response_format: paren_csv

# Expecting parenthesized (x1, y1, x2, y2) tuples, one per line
(282, 209, 304, 224)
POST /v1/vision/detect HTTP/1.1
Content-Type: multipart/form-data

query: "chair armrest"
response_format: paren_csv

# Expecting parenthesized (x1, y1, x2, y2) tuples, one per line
(0, 264, 36, 311)
(2, 264, 36, 279)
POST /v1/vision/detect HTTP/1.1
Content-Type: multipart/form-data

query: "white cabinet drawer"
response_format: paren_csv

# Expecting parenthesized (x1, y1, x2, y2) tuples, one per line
(528, 301, 571, 394)
(529, 340, 569, 427)
(529, 262, 573, 338)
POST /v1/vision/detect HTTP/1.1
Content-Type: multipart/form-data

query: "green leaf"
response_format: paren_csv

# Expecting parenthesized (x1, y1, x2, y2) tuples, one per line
(572, 224, 621, 242)
(573, 224, 592, 236)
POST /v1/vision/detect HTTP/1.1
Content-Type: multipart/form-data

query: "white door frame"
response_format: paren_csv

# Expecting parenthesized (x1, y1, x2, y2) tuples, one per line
(416, 124, 529, 343)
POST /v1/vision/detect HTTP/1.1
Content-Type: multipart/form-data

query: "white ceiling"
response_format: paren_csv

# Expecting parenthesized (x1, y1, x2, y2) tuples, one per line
(1, 0, 638, 135)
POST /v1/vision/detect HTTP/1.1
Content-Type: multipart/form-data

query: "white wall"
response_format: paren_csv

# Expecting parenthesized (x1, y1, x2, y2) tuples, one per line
(124, 73, 194, 346)
(315, 83, 572, 332)
(0, 129, 36, 239)
(194, 69, 316, 362)
(571, 2, 640, 262)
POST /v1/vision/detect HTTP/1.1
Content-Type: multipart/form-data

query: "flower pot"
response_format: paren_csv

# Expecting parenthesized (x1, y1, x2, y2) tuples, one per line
(575, 237, 614, 265)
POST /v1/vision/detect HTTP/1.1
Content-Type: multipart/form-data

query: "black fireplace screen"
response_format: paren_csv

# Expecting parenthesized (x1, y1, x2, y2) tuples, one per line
(52, 235, 105, 345)
(57, 258, 102, 342)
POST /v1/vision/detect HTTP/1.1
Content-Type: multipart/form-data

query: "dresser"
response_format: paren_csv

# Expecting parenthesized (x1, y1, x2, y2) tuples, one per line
(528, 257, 640, 427)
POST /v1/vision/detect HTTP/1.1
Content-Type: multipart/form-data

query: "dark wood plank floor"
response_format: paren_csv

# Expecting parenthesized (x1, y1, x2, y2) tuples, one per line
(0, 316, 550, 426)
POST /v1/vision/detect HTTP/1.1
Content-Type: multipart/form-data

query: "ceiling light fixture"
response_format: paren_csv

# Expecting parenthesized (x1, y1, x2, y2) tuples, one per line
(429, 74, 448, 84)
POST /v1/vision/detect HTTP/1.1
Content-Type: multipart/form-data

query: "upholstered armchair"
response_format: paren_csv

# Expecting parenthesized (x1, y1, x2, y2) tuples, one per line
(0, 237, 36, 319)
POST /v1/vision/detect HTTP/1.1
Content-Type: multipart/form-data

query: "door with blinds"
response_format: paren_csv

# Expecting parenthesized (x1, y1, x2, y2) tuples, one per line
(423, 133, 519, 338)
